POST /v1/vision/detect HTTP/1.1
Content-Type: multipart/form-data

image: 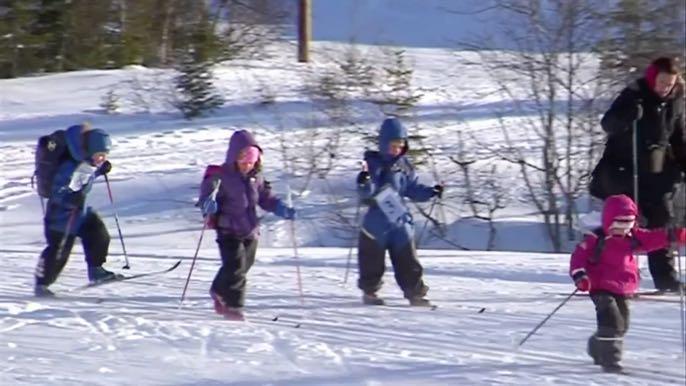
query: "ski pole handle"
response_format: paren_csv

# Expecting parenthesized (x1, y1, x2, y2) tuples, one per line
(286, 184, 292, 208)
(210, 178, 221, 201)
(635, 99, 643, 121)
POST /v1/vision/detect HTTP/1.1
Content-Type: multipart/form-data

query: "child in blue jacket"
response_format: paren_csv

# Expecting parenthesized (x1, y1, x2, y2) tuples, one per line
(356, 117, 443, 306)
(35, 123, 120, 296)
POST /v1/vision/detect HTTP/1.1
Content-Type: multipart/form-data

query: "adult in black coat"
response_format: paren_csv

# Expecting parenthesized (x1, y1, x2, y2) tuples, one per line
(590, 57, 686, 292)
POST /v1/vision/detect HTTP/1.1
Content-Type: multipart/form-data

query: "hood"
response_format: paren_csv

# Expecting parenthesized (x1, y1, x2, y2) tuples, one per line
(378, 117, 408, 159)
(65, 124, 111, 162)
(225, 130, 262, 164)
(602, 194, 638, 233)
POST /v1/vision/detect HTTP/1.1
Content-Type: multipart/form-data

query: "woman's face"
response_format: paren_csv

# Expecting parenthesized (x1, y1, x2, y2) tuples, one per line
(654, 72, 677, 98)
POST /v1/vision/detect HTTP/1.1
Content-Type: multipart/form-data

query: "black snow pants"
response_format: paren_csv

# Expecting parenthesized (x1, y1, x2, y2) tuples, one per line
(587, 291, 630, 366)
(211, 234, 258, 308)
(357, 230, 428, 299)
(35, 210, 110, 286)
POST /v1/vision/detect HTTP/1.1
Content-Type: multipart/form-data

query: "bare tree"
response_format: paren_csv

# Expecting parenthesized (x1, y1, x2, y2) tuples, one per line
(451, 0, 611, 251)
(449, 132, 506, 250)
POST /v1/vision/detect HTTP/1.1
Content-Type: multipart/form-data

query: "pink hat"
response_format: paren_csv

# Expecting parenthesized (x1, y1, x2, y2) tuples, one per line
(239, 146, 260, 164)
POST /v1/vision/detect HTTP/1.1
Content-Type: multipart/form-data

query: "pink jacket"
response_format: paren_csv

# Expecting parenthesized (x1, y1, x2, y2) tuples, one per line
(570, 195, 686, 296)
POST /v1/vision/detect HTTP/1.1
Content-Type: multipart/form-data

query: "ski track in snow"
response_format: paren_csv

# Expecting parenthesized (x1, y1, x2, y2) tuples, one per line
(0, 248, 684, 385)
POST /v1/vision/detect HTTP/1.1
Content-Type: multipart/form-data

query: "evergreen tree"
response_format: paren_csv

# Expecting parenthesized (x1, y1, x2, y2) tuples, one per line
(0, 0, 281, 78)
(174, 49, 224, 119)
(0, 1, 42, 78)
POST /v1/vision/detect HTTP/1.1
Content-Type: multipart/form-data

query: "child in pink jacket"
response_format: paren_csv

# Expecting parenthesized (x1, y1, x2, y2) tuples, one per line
(569, 194, 686, 373)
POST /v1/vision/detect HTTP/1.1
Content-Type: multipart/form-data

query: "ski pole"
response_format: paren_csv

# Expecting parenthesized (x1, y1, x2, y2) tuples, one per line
(104, 174, 130, 269)
(672, 227, 686, 355)
(55, 207, 78, 262)
(179, 179, 221, 306)
(632, 101, 642, 205)
(344, 160, 367, 284)
(680, 246, 685, 357)
(425, 147, 448, 236)
(343, 201, 362, 285)
(31, 174, 47, 216)
(179, 220, 208, 306)
(518, 289, 578, 347)
(286, 185, 304, 305)
(678, 181, 686, 355)
(417, 197, 438, 246)
(666, 186, 686, 355)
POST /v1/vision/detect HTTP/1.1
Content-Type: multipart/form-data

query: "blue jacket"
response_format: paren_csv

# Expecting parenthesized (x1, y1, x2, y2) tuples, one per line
(46, 125, 111, 234)
(358, 118, 435, 247)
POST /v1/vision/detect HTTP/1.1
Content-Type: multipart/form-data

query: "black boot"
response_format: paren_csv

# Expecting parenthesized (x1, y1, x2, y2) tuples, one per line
(587, 335, 600, 365)
(362, 292, 385, 305)
(408, 296, 432, 307)
(656, 281, 686, 293)
(34, 284, 55, 298)
(601, 362, 626, 374)
(88, 266, 123, 284)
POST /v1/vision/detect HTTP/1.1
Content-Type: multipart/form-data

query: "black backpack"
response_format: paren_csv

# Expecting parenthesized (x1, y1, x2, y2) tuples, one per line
(33, 130, 71, 198)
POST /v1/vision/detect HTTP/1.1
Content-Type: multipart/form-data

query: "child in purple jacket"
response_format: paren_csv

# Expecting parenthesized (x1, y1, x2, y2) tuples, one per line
(199, 130, 295, 320)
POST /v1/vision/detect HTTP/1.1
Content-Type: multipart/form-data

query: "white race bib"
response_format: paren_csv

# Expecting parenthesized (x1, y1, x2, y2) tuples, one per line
(373, 185, 406, 224)
(68, 163, 96, 192)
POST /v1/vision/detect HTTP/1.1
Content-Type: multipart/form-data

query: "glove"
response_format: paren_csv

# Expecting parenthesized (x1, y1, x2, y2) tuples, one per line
(201, 198, 218, 216)
(275, 202, 296, 220)
(572, 271, 591, 292)
(357, 171, 370, 185)
(675, 228, 686, 244)
(95, 161, 112, 177)
(432, 184, 444, 199)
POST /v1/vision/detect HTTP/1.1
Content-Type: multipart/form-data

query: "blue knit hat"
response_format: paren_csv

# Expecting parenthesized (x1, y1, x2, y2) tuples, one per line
(85, 129, 111, 157)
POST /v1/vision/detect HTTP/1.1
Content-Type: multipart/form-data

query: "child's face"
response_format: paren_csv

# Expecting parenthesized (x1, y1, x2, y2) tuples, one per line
(609, 216, 635, 236)
(237, 150, 256, 175)
(387, 139, 404, 157)
(91, 152, 108, 167)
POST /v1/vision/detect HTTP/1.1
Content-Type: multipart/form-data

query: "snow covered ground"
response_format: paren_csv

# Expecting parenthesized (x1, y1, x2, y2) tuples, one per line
(0, 32, 685, 386)
(1, 246, 685, 385)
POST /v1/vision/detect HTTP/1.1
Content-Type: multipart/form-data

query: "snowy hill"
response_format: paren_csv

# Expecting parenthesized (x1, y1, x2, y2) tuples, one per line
(0, 39, 685, 385)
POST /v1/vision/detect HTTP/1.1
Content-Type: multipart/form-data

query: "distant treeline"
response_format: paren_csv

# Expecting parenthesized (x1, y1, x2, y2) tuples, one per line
(0, 0, 292, 78)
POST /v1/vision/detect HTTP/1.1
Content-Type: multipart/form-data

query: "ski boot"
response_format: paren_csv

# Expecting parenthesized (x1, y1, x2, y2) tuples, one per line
(88, 266, 123, 284)
(656, 281, 686, 294)
(362, 292, 385, 305)
(210, 290, 245, 321)
(587, 336, 600, 365)
(601, 362, 626, 374)
(34, 284, 56, 298)
(408, 296, 432, 307)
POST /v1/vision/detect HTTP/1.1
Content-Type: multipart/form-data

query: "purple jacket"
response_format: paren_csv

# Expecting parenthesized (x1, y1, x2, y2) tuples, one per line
(199, 130, 281, 239)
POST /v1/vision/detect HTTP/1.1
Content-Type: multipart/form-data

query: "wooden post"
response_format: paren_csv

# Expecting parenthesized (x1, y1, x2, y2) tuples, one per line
(297, 0, 311, 63)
